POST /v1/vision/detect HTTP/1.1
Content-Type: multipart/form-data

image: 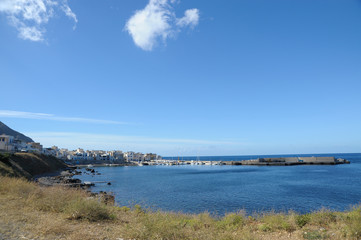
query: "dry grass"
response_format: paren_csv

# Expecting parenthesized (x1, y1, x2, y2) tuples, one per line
(0, 176, 360, 240)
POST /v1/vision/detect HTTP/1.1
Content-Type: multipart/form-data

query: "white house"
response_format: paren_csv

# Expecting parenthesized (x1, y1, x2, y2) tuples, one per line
(124, 151, 135, 161)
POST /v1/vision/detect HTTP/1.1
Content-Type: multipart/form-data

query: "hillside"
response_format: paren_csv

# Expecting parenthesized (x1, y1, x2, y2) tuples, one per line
(0, 121, 34, 143)
(0, 152, 67, 179)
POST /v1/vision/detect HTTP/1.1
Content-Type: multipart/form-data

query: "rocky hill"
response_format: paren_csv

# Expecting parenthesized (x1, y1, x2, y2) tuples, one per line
(0, 121, 34, 143)
(0, 152, 67, 179)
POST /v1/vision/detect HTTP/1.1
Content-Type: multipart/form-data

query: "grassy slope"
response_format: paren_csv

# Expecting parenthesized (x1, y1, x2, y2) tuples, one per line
(0, 176, 360, 240)
(0, 152, 67, 179)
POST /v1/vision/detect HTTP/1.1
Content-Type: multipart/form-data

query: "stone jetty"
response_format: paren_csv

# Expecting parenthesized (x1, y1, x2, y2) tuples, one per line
(222, 156, 350, 166)
(154, 156, 350, 166)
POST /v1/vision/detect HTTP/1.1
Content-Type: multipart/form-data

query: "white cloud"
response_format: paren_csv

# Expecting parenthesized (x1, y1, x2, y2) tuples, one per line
(0, 0, 77, 41)
(60, 2, 77, 29)
(0, 110, 128, 125)
(125, 0, 200, 51)
(18, 25, 44, 41)
(176, 9, 199, 28)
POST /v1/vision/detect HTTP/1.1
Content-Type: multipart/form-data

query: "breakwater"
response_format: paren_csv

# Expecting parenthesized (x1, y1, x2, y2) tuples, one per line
(142, 156, 349, 166)
(223, 156, 350, 166)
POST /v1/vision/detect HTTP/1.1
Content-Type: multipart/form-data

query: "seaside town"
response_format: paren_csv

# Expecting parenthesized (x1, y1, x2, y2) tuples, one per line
(0, 133, 163, 165)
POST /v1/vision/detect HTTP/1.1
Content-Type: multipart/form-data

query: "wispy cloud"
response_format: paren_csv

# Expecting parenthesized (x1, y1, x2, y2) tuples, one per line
(125, 0, 200, 51)
(25, 131, 243, 155)
(26, 132, 240, 145)
(0, 110, 127, 125)
(0, 0, 77, 42)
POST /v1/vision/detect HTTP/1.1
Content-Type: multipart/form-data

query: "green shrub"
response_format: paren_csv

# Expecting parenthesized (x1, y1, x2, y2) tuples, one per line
(281, 221, 296, 232)
(134, 204, 145, 214)
(258, 223, 271, 232)
(218, 212, 245, 230)
(118, 206, 131, 212)
(296, 214, 311, 228)
(309, 209, 337, 226)
(260, 212, 296, 232)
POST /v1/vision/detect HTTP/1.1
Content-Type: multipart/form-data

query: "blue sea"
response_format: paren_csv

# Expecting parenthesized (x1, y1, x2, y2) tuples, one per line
(77, 153, 361, 215)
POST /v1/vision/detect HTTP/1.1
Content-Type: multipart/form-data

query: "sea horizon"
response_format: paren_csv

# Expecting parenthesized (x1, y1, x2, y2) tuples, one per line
(163, 152, 361, 161)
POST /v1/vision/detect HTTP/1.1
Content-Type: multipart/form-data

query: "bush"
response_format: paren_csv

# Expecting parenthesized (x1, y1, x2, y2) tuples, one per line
(259, 212, 296, 232)
(296, 214, 311, 228)
(218, 212, 245, 230)
(118, 206, 131, 212)
(134, 204, 145, 215)
(258, 224, 271, 232)
(66, 198, 115, 221)
(309, 209, 337, 226)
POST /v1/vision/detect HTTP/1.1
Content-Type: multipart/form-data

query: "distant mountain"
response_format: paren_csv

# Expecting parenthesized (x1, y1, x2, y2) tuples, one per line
(0, 121, 34, 143)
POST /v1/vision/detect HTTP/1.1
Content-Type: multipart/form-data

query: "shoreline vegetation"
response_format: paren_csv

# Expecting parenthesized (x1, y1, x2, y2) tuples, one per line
(1, 152, 360, 239)
(1, 176, 361, 240)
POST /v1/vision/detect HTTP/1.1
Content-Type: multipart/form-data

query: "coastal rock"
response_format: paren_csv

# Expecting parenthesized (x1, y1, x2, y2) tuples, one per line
(99, 191, 115, 205)
(85, 168, 96, 173)
(87, 191, 115, 205)
(63, 178, 81, 184)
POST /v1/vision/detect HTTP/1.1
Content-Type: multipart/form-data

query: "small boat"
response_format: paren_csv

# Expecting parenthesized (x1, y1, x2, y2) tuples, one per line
(87, 164, 94, 168)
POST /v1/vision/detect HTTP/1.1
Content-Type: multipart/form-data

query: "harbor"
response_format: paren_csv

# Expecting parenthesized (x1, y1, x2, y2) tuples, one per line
(137, 156, 350, 166)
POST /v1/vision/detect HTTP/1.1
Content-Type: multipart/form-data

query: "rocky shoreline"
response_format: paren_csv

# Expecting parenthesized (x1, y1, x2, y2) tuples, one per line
(35, 166, 115, 205)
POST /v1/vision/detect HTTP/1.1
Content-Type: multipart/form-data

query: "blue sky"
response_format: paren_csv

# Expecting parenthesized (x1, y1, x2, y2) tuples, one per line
(1, 0, 361, 156)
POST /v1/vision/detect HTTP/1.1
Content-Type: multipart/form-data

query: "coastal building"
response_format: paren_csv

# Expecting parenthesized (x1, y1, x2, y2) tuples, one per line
(13, 139, 28, 151)
(124, 151, 135, 162)
(109, 150, 125, 163)
(134, 152, 145, 162)
(0, 134, 14, 151)
(144, 153, 157, 161)
(43, 147, 57, 156)
(29, 142, 43, 153)
(57, 148, 69, 160)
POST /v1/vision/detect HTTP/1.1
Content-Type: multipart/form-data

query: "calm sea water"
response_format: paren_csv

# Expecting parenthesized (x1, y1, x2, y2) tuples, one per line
(77, 153, 361, 215)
